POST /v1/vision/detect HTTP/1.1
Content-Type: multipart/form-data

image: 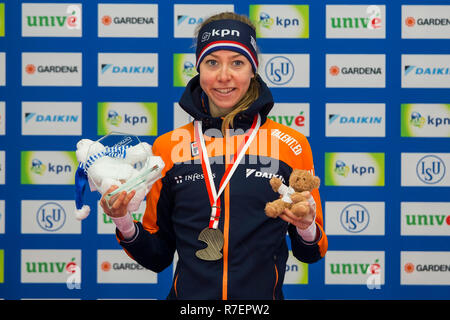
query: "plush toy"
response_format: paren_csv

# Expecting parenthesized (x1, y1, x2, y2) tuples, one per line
(264, 169, 320, 219)
(74, 138, 164, 220)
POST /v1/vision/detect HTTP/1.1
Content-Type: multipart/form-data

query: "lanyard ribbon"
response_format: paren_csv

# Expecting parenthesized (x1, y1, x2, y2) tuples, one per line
(194, 114, 261, 229)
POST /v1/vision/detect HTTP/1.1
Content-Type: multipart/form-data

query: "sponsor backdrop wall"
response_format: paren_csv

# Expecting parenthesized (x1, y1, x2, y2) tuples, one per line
(0, 0, 449, 300)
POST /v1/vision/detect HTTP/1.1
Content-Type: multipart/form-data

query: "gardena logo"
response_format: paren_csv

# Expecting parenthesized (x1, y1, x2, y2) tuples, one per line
(329, 65, 382, 75)
(404, 262, 450, 273)
(405, 17, 450, 27)
(25, 64, 78, 74)
(101, 15, 154, 26)
(101, 261, 145, 271)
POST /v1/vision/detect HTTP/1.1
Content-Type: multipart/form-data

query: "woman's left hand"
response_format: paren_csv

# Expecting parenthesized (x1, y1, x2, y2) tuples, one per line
(278, 191, 316, 230)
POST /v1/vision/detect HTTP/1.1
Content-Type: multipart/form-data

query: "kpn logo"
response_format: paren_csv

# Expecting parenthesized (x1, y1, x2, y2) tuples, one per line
(173, 54, 198, 87)
(21, 151, 77, 185)
(401, 104, 450, 137)
(325, 152, 385, 186)
(98, 102, 157, 136)
(249, 5, 309, 38)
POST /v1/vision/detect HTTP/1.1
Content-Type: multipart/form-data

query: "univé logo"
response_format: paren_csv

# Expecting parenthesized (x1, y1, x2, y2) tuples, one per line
(265, 56, 294, 85)
(416, 155, 446, 184)
(26, 5, 81, 29)
(330, 5, 382, 30)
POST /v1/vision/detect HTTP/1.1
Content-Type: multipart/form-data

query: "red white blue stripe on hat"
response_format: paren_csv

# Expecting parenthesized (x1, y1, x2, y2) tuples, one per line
(195, 40, 258, 72)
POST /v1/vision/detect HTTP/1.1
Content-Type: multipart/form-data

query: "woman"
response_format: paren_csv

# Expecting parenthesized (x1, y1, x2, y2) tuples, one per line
(101, 12, 327, 300)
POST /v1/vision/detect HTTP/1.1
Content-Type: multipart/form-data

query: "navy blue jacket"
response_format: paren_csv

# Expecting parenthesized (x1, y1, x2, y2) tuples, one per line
(117, 75, 328, 299)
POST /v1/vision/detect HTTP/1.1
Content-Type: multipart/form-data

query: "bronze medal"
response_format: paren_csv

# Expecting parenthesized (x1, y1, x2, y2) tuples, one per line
(195, 227, 224, 261)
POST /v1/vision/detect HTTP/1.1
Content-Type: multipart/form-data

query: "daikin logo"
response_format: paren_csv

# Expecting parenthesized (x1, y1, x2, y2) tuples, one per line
(25, 113, 79, 124)
(101, 64, 154, 74)
(405, 65, 450, 76)
(329, 114, 382, 125)
(177, 15, 203, 26)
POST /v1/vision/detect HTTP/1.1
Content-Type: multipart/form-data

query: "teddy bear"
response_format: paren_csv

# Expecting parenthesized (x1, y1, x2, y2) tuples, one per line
(264, 169, 320, 219)
(74, 138, 164, 220)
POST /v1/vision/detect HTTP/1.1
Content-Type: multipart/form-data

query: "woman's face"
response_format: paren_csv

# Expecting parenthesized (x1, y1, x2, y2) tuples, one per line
(199, 50, 254, 115)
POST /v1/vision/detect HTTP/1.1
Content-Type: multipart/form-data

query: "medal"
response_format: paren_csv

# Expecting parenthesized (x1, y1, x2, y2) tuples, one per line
(195, 227, 224, 261)
(194, 114, 261, 261)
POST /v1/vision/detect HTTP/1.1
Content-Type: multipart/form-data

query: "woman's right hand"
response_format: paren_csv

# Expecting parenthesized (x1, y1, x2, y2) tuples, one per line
(100, 185, 136, 218)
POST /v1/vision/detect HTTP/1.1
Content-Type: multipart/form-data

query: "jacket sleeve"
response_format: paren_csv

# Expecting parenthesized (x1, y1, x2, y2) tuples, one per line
(288, 135, 328, 264)
(116, 135, 176, 273)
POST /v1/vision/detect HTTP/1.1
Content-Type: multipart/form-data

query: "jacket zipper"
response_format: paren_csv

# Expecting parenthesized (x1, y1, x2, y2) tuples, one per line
(174, 273, 179, 298)
(273, 263, 279, 300)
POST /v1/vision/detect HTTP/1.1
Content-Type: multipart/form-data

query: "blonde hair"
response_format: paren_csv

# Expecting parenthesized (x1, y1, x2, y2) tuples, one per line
(196, 12, 260, 135)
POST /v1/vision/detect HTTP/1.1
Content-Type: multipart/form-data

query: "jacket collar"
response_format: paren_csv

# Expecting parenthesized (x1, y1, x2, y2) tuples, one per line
(178, 74, 274, 132)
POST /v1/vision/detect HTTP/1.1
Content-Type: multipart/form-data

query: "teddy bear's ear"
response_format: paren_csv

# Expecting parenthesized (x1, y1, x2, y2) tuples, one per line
(313, 176, 321, 189)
